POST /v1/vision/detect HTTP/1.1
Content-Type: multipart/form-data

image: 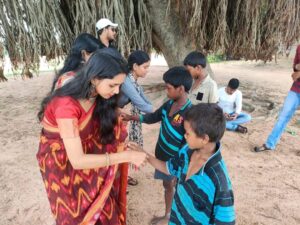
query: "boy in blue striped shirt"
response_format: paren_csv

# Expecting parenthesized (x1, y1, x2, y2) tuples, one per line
(124, 66, 193, 224)
(129, 103, 235, 225)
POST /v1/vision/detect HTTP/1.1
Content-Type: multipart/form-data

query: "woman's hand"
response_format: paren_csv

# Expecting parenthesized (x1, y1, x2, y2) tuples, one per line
(126, 142, 149, 167)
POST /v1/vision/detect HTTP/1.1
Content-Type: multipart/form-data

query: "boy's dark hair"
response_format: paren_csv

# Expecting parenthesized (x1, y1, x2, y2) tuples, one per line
(184, 103, 225, 142)
(163, 66, 193, 92)
(183, 51, 207, 68)
(228, 78, 239, 89)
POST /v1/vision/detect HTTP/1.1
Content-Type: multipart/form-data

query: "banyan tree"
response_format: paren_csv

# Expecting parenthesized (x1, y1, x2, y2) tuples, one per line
(0, 0, 300, 80)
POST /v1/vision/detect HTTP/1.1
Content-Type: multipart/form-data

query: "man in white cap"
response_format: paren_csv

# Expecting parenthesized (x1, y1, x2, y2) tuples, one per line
(95, 18, 118, 48)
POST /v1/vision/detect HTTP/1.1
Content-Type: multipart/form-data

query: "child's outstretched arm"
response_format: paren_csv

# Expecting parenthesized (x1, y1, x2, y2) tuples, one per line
(127, 142, 169, 175)
(120, 112, 139, 121)
(147, 153, 169, 175)
(141, 101, 168, 124)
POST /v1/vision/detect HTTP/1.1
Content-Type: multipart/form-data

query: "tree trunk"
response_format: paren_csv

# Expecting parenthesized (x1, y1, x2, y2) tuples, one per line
(145, 0, 194, 67)
(0, 67, 7, 82)
(145, 0, 215, 78)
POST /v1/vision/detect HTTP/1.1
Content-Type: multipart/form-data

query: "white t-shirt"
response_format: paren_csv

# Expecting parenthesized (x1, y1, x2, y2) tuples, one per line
(218, 87, 242, 114)
(188, 75, 218, 104)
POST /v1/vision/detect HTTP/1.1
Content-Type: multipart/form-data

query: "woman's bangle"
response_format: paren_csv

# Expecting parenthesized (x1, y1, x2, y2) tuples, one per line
(105, 152, 110, 168)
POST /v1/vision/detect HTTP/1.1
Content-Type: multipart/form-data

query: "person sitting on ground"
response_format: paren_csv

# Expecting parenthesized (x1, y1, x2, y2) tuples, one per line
(123, 66, 193, 225)
(184, 51, 218, 104)
(128, 103, 236, 225)
(51, 33, 100, 91)
(95, 18, 118, 48)
(254, 44, 300, 152)
(218, 78, 251, 133)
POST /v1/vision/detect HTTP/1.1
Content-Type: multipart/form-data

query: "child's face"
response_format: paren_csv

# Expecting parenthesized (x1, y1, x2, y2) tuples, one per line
(165, 83, 181, 100)
(225, 86, 237, 95)
(184, 121, 207, 149)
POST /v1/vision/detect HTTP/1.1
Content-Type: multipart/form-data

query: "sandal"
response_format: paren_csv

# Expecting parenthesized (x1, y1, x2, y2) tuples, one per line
(128, 176, 138, 186)
(236, 125, 248, 134)
(254, 144, 272, 152)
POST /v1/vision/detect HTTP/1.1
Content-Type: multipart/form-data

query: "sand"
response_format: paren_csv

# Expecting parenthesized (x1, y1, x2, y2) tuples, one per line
(0, 57, 299, 225)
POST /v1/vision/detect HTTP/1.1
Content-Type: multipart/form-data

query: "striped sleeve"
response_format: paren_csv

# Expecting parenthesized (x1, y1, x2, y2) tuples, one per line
(142, 102, 167, 124)
(166, 153, 181, 178)
(214, 190, 235, 224)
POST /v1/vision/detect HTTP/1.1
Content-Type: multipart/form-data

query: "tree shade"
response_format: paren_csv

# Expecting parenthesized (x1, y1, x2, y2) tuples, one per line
(0, 0, 299, 70)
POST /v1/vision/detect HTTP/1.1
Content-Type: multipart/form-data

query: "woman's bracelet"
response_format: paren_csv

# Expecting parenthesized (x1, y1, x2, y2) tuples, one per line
(105, 152, 110, 168)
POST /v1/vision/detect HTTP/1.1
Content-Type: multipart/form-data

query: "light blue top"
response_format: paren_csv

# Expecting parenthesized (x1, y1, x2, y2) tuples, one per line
(119, 75, 153, 113)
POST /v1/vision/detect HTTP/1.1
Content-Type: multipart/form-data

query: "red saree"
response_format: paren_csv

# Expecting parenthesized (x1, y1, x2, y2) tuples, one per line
(55, 71, 76, 89)
(36, 97, 128, 225)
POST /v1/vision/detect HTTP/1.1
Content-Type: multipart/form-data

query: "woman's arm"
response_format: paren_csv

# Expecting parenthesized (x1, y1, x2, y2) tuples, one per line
(58, 119, 147, 170)
(121, 78, 153, 113)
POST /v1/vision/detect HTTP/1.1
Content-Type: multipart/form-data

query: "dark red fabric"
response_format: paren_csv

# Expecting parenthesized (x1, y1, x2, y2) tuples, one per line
(291, 45, 300, 93)
(37, 97, 128, 225)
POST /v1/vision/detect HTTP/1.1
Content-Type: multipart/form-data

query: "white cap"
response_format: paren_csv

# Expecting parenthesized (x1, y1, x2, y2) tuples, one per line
(95, 18, 118, 32)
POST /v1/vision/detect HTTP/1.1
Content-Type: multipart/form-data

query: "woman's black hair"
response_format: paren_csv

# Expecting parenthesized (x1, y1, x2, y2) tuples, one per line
(38, 49, 128, 144)
(50, 33, 101, 92)
(128, 50, 150, 70)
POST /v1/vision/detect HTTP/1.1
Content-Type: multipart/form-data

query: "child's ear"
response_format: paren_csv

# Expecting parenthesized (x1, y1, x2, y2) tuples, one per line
(180, 85, 185, 93)
(196, 65, 204, 74)
(132, 63, 138, 71)
(202, 134, 210, 144)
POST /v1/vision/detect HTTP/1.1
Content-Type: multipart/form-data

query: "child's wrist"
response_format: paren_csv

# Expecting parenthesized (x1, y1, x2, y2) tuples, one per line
(139, 114, 143, 122)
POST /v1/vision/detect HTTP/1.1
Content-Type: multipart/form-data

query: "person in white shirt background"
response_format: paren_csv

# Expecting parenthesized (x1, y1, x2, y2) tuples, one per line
(218, 78, 251, 133)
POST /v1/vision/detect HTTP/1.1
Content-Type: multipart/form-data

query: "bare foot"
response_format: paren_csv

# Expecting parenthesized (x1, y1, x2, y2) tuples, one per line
(150, 215, 169, 225)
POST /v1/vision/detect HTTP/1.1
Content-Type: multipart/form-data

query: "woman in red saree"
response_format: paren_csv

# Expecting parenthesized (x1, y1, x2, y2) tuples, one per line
(37, 50, 148, 225)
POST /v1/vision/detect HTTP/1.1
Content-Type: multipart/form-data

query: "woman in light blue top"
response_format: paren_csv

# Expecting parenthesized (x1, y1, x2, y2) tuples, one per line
(119, 50, 153, 147)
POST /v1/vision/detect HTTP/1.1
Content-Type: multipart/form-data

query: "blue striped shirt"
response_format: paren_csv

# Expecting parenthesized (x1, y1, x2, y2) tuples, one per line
(166, 143, 235, 225)
(141, 99, 192, 161)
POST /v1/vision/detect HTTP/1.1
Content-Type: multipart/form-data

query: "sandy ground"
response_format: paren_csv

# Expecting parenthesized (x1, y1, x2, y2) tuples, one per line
(0, 57, 299, 225)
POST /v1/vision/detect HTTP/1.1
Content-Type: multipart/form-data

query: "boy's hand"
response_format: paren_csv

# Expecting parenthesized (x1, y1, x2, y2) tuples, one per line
(120, 112, 132, 121)
(224, 113, 232, 121)
(230, 113, 238, 120)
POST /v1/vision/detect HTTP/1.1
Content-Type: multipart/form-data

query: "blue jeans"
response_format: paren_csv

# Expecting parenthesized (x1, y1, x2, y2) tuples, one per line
(265, 91, 300, 150)
(226, 112, 252, 130)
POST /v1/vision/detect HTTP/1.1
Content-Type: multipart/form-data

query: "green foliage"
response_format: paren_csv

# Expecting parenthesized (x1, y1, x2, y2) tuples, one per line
(207, 54, 225, 63)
